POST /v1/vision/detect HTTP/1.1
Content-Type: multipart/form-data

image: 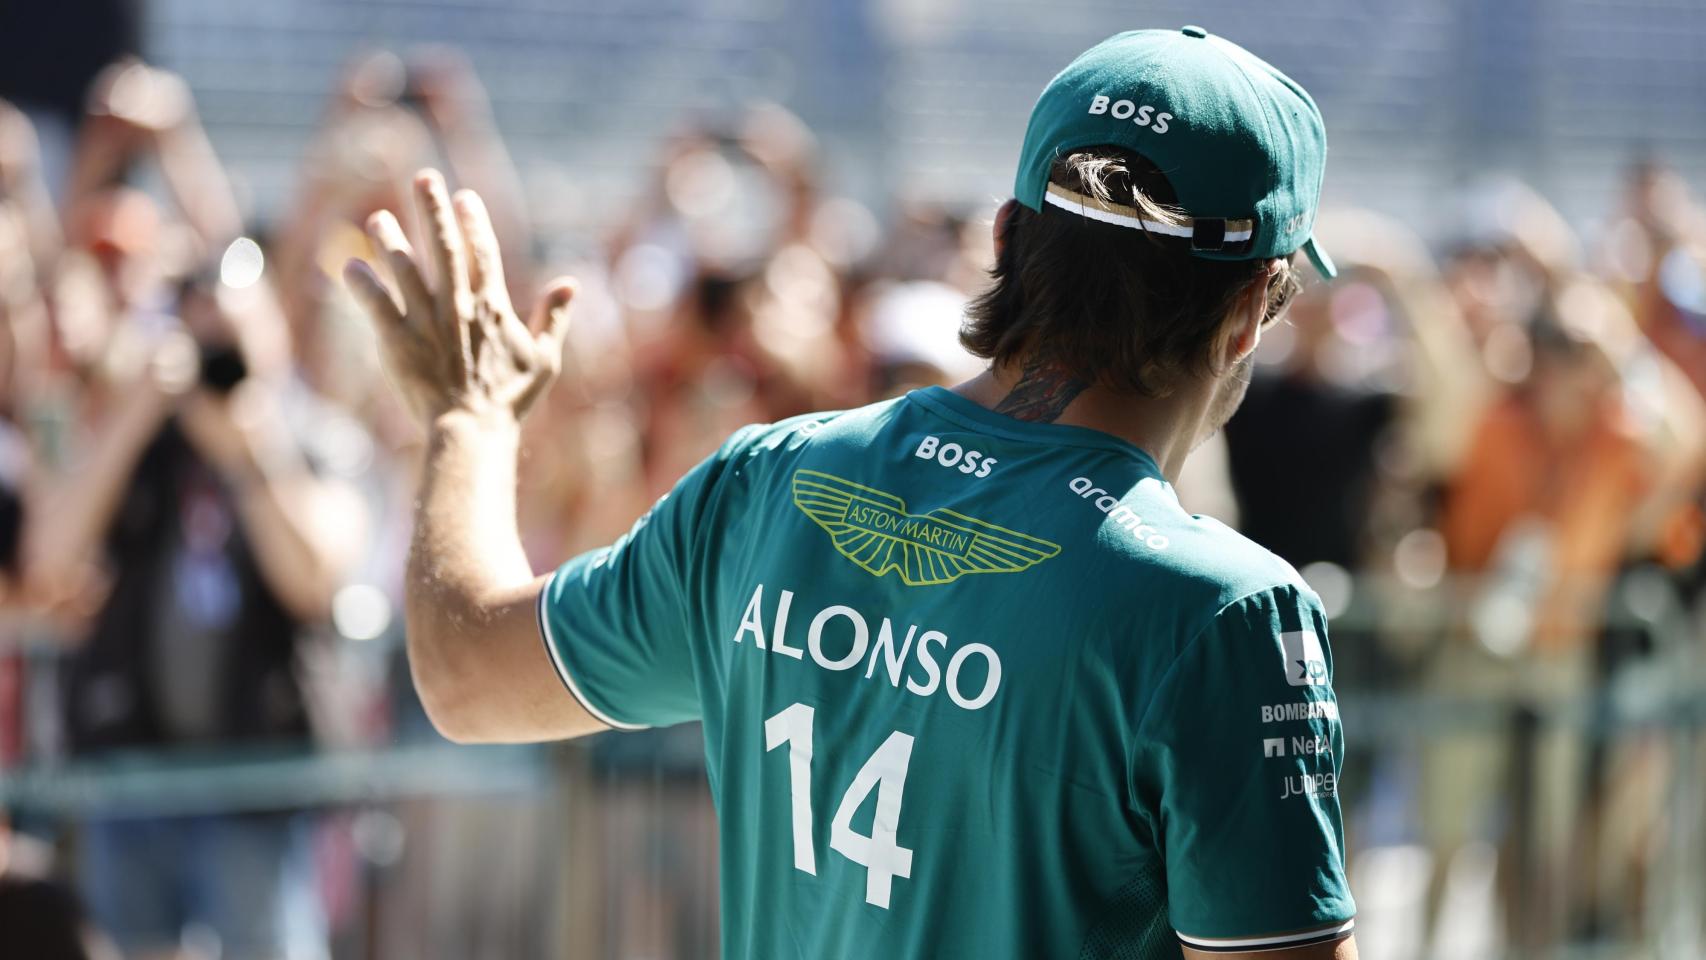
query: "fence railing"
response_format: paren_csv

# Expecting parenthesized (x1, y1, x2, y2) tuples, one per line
(0, 571, 1700, 959)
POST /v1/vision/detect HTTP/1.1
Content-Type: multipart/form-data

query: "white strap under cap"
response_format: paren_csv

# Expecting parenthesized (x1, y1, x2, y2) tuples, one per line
(1042, 183, 1253, 243)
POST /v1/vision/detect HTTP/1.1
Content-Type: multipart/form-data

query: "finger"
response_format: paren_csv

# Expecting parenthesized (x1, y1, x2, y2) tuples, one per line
(451, 189, 512, 313)
(413, 169, 470, 310)
(453, 189, 525, 363)
(342, 258, 404, 327)
(531, 279, 578, 353)
(365, 210, 433, 325)
(512, 281, 577, 413)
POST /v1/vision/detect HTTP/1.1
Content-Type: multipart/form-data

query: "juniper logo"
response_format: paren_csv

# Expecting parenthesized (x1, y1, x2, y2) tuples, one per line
(792, 470, 1060, 586)
(1279, 771, 1337, 800)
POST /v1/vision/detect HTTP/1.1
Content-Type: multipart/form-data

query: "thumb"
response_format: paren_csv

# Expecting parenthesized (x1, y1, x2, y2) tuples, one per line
(532, 278, 578, 353)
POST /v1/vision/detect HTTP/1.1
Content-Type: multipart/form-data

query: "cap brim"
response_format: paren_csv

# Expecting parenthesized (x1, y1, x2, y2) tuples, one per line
(1302, 235, 1336, 279)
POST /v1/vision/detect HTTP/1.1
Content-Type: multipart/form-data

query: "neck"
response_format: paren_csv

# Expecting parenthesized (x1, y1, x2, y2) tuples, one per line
(952, 358, 1216, 482)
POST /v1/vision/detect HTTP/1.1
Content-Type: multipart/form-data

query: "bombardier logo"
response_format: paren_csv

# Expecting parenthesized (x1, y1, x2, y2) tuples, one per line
(1261, 700, 1339, 724)
(792, 471, 1060, 586)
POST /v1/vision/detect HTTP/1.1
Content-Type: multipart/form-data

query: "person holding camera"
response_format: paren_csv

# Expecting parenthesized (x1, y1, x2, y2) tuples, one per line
(26, 270, 365, 960)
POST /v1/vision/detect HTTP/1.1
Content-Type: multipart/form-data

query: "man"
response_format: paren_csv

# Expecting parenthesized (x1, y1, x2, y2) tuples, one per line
(33, 270, 360, 959)
(346, 26, 1357, 959)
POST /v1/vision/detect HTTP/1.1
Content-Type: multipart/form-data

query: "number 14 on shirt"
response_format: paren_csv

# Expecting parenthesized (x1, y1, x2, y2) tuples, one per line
(764, 702, 916, 908)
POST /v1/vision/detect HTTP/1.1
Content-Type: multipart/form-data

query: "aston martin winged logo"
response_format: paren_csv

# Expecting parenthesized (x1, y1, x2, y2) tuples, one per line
(791, 470, 1061, 586)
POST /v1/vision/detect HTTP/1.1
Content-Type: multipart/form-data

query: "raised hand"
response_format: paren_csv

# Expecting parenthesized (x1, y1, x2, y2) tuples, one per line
(86, 60, 193, 139)
(342, 169, 575, 425)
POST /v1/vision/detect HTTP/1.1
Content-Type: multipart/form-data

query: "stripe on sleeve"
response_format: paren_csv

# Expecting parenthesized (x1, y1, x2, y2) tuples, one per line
(1177, 918, 1354, 952)
(536, 577, 650, 732)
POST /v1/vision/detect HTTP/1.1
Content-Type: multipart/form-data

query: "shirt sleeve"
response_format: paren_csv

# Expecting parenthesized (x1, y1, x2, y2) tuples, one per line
(537, 427, 758, 731)
(1134, 584, 1356, 952)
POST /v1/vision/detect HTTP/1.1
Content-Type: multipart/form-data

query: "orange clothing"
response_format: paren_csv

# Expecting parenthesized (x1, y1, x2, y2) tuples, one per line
(1441, 393, 1649, 651)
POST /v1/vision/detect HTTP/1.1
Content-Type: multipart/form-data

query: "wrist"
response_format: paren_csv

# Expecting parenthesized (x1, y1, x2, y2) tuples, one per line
(430, 405, 522, 443)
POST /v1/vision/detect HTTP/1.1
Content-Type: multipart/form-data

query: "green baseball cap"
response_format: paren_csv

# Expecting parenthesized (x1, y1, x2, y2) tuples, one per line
(1014, 25, 1335, 278)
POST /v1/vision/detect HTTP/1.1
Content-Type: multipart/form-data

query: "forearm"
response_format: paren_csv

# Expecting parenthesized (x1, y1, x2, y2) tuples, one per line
(232, 470, 359, 621)
(346, 168, 588, 741)
(60, 129, 131, 244)
(269, 176, 341, 330)
(24, 392, 164, 588)
(157, 119, 244, 249)
(406, 409, 540, 710)
(14, 176, 63, 271)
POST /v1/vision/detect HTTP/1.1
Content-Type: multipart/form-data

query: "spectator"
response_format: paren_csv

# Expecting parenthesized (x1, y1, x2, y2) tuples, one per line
(27, 263, 364, 958)
(10, 66, 368, 957)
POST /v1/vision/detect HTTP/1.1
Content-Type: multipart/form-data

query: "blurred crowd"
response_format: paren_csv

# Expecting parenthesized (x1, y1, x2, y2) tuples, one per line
(0, 47, 1703, 960)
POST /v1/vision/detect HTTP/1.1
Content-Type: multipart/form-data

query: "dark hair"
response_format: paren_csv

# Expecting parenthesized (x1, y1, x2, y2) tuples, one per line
(962, 148, 1300, 396)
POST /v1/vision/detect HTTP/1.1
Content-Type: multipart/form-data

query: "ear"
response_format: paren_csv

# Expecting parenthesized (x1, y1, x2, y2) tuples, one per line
(1223, 260, 1280, 367)
(992, 199, 1019, 260)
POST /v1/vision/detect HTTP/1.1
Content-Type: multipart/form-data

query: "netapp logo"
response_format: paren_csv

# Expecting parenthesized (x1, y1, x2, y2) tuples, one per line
(1088, 94, 1173, 134)
(1262, 736, 1330, 758)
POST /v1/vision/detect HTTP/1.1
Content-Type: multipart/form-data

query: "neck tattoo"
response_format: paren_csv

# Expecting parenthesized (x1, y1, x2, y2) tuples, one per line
(993, 357, 1089, 423)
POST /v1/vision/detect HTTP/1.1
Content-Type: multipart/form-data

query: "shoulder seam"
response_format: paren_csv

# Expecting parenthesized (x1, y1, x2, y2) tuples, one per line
(1125, 582, 1309, 807)
(1130, 581, 1308, 741)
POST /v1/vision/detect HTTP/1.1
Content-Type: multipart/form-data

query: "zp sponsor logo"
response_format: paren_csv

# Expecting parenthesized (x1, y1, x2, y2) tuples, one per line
(1066, 477, 1169, 551)
(1281, 631, 1328, 687)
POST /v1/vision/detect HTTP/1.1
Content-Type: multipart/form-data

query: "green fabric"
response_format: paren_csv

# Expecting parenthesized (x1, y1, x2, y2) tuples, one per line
(541, 387, 1354, 958)
(1012, 26, 1335, 277)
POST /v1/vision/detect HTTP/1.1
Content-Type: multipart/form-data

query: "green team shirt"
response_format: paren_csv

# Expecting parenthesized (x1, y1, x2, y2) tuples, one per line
(539, 386, 1355, 958)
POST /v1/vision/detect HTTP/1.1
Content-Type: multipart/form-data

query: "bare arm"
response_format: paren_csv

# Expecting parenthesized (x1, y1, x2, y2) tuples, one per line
(0, 101, 64, 270)
(23, 372, 174, 595)
(177, 389, 366, 622)
(152, 107, 244, 250)
(65, 62, 242, 254)
(344, 169, 601, 743)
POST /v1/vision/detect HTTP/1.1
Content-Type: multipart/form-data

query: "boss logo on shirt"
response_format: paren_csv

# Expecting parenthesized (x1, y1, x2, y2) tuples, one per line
(913, 435, 996, 477)
(1281, 631, 1328, 687)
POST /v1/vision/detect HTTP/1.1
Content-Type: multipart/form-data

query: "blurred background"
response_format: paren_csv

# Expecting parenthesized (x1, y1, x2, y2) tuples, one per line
(0, 1, 1704, 958)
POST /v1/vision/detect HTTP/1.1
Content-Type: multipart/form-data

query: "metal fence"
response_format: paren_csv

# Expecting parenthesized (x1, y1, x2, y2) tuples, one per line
(4, 572, 1703, 959)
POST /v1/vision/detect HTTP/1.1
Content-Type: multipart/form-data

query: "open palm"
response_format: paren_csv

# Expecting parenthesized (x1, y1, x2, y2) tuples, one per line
(343, 168, 575, 425)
